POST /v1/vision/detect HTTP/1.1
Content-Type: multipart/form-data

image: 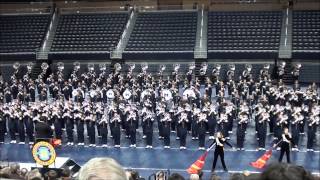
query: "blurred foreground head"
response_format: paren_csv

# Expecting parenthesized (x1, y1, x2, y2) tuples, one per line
(78, 157, 127, 180)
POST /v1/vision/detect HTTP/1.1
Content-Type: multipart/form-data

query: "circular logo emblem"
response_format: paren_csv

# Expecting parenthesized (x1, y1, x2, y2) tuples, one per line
(32, 141, 56, 166)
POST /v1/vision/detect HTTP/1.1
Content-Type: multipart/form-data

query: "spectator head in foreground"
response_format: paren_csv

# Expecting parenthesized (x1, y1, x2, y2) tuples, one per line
(168, 173, 185, 180)
(26, 169, 43, 180)
(78, 157, 127, 180)
(260, 163, 314, 180)
(190, 173, 200, 180)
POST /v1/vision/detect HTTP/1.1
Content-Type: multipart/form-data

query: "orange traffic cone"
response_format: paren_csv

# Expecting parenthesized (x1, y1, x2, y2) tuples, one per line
(250, 149, 273, 169)
(187, 151, 209, 174)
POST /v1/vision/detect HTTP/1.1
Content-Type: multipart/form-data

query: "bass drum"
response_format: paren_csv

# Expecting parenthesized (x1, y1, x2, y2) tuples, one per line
(107, 89, 115, 99)
(123, 89, 132, 100)
(162, 89, 172, 101)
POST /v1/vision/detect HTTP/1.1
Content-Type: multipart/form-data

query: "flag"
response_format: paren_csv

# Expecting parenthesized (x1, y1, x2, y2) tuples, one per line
(187, 143, 216, 174)
(250, 149, 272, 169)
(187, 151, 208, 174)
(50, 138, 62, 148)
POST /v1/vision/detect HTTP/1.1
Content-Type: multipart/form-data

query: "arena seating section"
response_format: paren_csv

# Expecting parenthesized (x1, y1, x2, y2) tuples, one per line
(207, 11, 282, 59)
(123, 11, 197, 59)
(0, 14, 50, 60)
(49, 12, 128, 60)
(292, 10, 320, 59)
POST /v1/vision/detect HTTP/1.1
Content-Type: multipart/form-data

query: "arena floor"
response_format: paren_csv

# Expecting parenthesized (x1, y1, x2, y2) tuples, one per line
(1, 125, 319, 179)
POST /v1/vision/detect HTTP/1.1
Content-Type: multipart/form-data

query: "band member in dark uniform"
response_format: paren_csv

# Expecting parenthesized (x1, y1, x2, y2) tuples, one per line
(111, 113, 121, 148)
(237, 112, 248, 150)
(34, 118, 53, 141)
(177, 111, 188, 150)
(142, 111, 154, 148)
(161, 112, 171, 149)
(17, 109, 25, 144)
(197, 111, 208, 150)
(52, 105, 62, 140)
(99, 114, 108, 147)
(0, 106, 5, 143)
(274, 128, 294, 163)
(208, 104, 217, 140)
(211, 132, 233, 172)
(291, 109, 303, 151)
(257, 109, 269, 150)
(88, 115, 96, 147)
(307, 111, 319, 151)
(9, 106, 18, 143)
(74, 110, 84, 146)
(64, 109, 74, 145)
(127, 110, 137, 148)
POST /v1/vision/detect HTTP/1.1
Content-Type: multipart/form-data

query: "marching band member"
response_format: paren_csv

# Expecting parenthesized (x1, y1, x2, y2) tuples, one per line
(9, 103, 17, 143)
(99, 113, 109, 147)
(218, 111, 228, 138)
(307, 106, 319, 151)
(0, 105, 5, 143)
(87, 114, 96, 147)
(142, 110, 154, 148)
(257, 109, 269, 150)
(177, 111, 188, 149)
(17, 106, 25, 144)
(161, 112, 171, 148)
(274, 128, 294, 163)
(63, 106, 74, 145)
(237, 112, 248, 150)
(197, 111, 208, 150)
(127, 109, 138, 148)
(23, 105, 34, 144)
(211, 132, 233, 172)
(291, 108, 304, 151)
(191, 107, 200, 140)
(208, 103, 218, 140)
(110, 112, 121, 148)
(75, 107, 84, 146)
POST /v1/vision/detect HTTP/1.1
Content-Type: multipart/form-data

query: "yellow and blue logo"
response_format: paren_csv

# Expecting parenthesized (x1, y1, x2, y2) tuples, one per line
(32, 141, 56, 166)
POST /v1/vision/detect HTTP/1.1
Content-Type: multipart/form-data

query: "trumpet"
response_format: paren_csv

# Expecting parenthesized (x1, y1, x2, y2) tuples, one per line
(308, 115, 319, 126)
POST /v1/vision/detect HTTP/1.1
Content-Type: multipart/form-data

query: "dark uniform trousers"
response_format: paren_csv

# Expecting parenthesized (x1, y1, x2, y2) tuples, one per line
(208, 117, 216, 137)
(198, 122, 206, 148)
(0, 120, 6, 142)
(236, 123, 247, 148)
(279, 142, 290, 163)
(77, 121, 84, 143)
(88, 122, 96, 144)
(128, 121, 136, 145)
(113, 122, 121, 146)
(163, 122, 170, 146)
(257, 122, 267, 148)
(18, 120, 25, 143)
(178, 122, 187, 147)
(100, 122, 108, 145)
(9, 118, 18, 141)
(54, 118, 62, 139)
(212, 147, 227, 171)
(25, 118, 34, 142)
(66, 119, 74, 143)
(307, 125, 316, 149)
(145, 120, 153, 146)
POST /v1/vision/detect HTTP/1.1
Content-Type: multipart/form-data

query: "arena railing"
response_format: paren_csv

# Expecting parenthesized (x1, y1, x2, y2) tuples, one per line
(59, 6, 131, 14)
(137, 4, 198, 12)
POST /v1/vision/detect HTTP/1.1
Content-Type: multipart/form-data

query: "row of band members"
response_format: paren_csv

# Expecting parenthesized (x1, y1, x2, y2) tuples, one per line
(0, 99, 318, 151)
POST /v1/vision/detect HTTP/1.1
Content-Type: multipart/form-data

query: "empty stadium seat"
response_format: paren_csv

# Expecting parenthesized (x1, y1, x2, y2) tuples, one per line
(51, 13, 128, 52)
(292, 11, 320, 59)
(207, 11, 282, 59)
(123, 11, 197, 59)
(0, 14, 50, 54)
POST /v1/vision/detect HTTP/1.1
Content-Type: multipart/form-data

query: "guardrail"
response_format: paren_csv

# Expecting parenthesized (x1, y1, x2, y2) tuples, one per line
(59, 6, 130, 14)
